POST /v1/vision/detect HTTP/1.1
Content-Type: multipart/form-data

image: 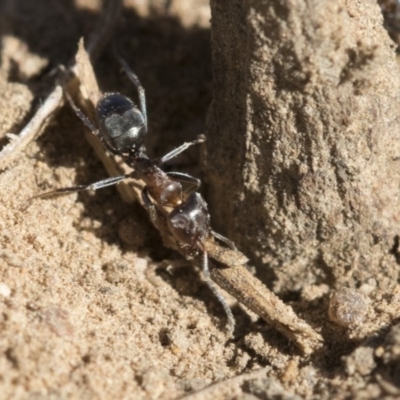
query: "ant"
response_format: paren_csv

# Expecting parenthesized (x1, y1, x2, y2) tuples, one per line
(34, 55, 237, 334)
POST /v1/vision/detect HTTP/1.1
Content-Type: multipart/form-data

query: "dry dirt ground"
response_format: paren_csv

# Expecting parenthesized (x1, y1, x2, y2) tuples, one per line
(1, 1, 400, 399)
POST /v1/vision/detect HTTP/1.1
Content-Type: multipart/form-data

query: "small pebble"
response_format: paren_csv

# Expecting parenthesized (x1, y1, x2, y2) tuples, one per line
(328, 288, 369, 328)
(0, 282, 11, 297)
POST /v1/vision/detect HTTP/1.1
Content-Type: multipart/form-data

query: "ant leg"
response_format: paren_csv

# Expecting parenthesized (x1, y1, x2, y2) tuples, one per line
(66, 93, 117, 154)
(201, 250, 235, 336)
(65, 93, 98, 135)
(114, 53, 147, 130)
(157, 134, 206, 165)
(166, 172, 200, 195)
(141, 187, 159, 225)
(211, 231, 237, 250)
(33, 174, 131, 199)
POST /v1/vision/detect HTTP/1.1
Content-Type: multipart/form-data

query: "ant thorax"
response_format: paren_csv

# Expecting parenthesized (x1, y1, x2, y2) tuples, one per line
(133, 158, 183, 207)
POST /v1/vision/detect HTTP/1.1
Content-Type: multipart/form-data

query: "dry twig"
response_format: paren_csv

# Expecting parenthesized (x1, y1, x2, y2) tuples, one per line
(0, 86, 63, 170)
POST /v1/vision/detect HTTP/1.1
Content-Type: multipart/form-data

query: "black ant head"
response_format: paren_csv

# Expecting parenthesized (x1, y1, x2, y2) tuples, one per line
(96, 93, 147, 156)
(167, 192, 211, 249)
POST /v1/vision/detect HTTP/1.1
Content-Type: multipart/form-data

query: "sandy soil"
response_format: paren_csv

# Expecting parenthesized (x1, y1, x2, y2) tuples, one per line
(1, 1, 400, 399)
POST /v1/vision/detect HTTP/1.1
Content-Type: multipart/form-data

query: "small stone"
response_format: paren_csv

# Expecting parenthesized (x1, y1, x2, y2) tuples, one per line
(0, 282, 11, 297)
(344, 346, 376, 376)
(118, 217, 147, 247)
(42, 306, 74, 337)
(168, 328, 190, 354)
(328, 288, 369, 328)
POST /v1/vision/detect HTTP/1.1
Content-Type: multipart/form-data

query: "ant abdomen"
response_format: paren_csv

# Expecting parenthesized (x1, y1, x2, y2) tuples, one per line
(96, 93, 146, 155)
(167, 192, 210, 249)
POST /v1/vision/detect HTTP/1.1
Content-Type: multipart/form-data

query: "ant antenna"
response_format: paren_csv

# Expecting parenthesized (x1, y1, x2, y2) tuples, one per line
(114, 50, 148, 130)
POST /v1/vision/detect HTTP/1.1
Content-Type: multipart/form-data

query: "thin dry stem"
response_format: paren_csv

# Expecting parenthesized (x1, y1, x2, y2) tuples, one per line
(178, 368, 270, 400)
(210, 265, 323, 354)
(0, 86, 63, 170)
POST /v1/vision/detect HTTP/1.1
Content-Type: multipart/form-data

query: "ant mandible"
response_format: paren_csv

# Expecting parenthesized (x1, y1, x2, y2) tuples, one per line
(35, 55, 237, 334)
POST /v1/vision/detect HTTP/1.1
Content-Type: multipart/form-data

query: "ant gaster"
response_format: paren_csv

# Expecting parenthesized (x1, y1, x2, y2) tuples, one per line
(35, 55, 236, 334)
